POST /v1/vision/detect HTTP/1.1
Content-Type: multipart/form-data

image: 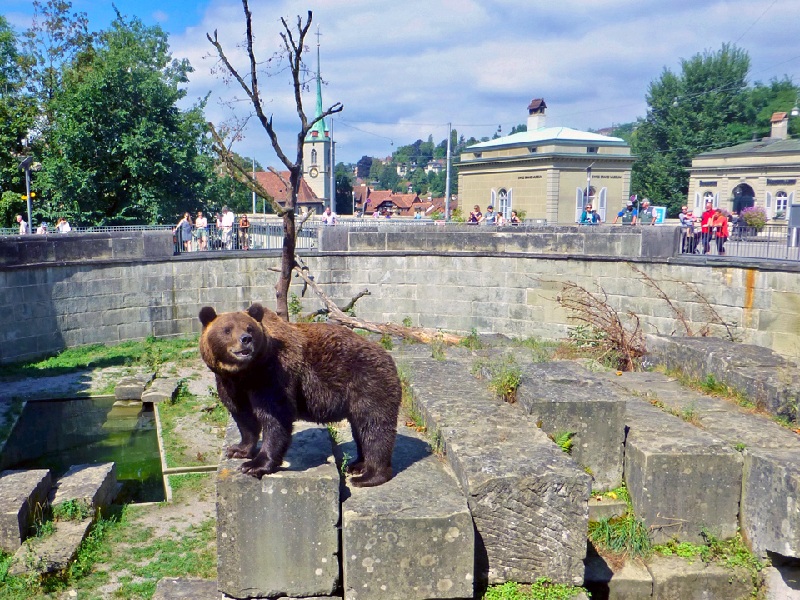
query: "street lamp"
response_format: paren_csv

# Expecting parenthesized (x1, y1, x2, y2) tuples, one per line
(18, 155, 33, 234)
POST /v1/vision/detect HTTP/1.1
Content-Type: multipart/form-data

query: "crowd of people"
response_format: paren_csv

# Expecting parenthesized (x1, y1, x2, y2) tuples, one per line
(171, 206, 253, 252)
(679, 201, 733, 255)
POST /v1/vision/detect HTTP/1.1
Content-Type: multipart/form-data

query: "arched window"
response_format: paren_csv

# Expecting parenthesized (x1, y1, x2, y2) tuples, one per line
(776, 191, 789, 218)
(497, 188, 510, 218)
(311, 149, 318, 165)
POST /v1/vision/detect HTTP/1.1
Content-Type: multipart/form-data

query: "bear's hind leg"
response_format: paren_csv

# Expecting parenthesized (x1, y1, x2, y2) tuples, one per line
(345, 427, 366, 475)
(348, 418, 397, 487)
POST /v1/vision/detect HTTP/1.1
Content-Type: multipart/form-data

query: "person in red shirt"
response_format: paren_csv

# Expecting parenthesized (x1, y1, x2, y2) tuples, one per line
(710, 207, 729, 255)
(700, 202, 715, 254)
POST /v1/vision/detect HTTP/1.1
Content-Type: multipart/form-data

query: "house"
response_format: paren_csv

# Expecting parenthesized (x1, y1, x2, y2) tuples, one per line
(687, 112, 800, 219)
(457, 98, 635, 224)
(253, 171, 323, 214)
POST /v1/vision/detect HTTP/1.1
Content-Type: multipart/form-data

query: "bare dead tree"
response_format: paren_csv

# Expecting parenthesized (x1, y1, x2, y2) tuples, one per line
(557, 280, 646, 371)
(206, 3, 343, 320)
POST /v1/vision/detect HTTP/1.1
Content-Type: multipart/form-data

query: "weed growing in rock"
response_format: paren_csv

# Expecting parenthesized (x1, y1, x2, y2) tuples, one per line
(472, 355, 522, 403)
(551, 431, 575, 454)
(734, 442, 747, 452)
(458, 328, 483, 351)
(512, 336, 558, 363)
(430, 336, 446, 361)
(402, 316, 413, 327)
(589, 513, 652, 559)
(53, 499, 91, 522)
(483, 578, 588, 599)
(379, 334, 394, 351)
(680, 402, 700, 425)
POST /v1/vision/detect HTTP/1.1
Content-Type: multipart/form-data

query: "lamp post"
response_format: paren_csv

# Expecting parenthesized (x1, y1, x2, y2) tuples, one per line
(19, 155, 33, 234)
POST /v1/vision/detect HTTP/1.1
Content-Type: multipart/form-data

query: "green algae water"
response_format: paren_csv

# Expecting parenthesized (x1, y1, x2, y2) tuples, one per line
(3, 397, 165, 503)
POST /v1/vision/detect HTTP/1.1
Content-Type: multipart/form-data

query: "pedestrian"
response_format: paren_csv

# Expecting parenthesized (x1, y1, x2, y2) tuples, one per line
(321, 206, 337, 226)
(56, 217, 71, 233)
(173, 212, 193, 252)
(710, 207, 729, 255)
(238, 214, 250, 249)
(480, 205, 497, 225)
(35, 222, 48, 234)
(700, 201, 715, 254)
(612, 201, 638, 225)
(468, 205, 482, 224)
(220, 206, 234, 249)
(639, 199, 657, 225)
(678, 206, 694, 253)
(579, 203, 601, 225)
(15, 214, 29, 234)
(510, 210, 521, 225)
(195, 211, 208, 251)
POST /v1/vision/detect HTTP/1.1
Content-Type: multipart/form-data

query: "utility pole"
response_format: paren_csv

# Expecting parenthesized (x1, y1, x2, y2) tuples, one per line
(444, 122, 452, 221)
(19, 156, 33, 234)
(252, 157, 256, 216)
(330, 118, 336, 214)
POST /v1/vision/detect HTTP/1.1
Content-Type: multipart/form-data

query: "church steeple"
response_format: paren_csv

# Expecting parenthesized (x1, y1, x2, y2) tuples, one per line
(302, 29, 330, 202)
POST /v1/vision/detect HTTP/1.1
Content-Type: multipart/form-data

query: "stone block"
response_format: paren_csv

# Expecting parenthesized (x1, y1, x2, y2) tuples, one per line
(216, 422, 340, 599)
(8, 517, 92, 576)
(342, 423, 474, 600)
(114, 373, 154, 401)
(406, 359, 591, 586)
(142, 378, 181, 404)
(762, 564, 800, 600)
(584, 547, 653, 600)
(589, 497, 628, 523)
(624, 400, 742, 544)
(50, 462, 118, 516)
(646, 554, 753, 600)
(152, 577, 221, 600)
(0, 469, 53, 552)
(516, 361, 626, 491)
(741, 448, 800, 559)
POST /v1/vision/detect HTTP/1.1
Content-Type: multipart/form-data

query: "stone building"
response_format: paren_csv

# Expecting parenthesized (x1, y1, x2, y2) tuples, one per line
(687, 112, 800, 219)
(457, 99, 635, 224)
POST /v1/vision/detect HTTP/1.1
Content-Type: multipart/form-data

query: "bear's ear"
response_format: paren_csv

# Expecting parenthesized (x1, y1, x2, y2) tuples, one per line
(199, 306, 217, 327)
(246, 303, 264, 322)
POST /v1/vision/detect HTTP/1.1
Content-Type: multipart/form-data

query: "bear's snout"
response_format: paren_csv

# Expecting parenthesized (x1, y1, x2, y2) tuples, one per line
(240, 332, 253, 345)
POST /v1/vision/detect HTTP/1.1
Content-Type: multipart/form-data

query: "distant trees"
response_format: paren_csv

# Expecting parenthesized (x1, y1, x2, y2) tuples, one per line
(631, 43, 799, 215)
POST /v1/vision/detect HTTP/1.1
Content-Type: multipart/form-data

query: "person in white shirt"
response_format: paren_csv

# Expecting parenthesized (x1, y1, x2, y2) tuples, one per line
(220, 206, 235, 249)
(321, 207, 337, 226)
(15, 214, 29, 234)
(56, 217, 71, 233)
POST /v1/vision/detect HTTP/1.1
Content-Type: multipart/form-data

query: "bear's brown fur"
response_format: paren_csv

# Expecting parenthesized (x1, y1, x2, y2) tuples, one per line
(199, 303, 402, 487)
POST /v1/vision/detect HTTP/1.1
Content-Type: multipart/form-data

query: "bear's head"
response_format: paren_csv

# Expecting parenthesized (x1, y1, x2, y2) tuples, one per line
(199, 303, 266, 374)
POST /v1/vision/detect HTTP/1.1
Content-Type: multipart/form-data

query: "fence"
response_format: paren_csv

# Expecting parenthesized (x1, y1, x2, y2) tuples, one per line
(677, 223, 800, 260)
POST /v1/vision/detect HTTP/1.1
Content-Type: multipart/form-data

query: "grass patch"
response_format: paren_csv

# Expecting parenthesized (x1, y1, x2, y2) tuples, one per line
(0, 336, 199, 380)
(53, 499, 91, 522)
(158, 381, 223, 469)
(483, 578, 588, 599)
(662, 368, 754, 409)
(472, 355, 522, 403)
(511, 336, 559, 363)
(168, 473, 213, 503)
(458, 328, 482, 351)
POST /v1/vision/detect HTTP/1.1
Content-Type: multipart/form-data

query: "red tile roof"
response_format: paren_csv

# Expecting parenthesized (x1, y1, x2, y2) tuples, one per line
(253, 171, 319, 206)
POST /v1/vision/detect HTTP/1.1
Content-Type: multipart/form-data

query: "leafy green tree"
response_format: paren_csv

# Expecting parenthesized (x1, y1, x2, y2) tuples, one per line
(631, 44, 751, 215)
(335, 162, 353, 214)
(746, 77, 800, 138)
(37, 11, 210, 224)
(0, 16, 37, 213)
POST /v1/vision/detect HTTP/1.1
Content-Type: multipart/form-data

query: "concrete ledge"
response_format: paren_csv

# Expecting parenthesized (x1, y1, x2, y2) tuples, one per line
(516, 361, 625, 491)
(216, 422, 340, 599)
(50, 462, 117, 517)
(8, 516, 92, 576)
(584, 547, 653, 600)
(646, 555, 753, 600)
(741, 448, 800, 559)
(646, 336, 800, 423)
(142, 377, 181, 404)
(342, 423, 475, 600)
(624, 400, 742, 543)
(0, 469, 52, 552)
(115, 373, 155, 401)
(152, 577, 221, 600)
(406, 359, 591, 586)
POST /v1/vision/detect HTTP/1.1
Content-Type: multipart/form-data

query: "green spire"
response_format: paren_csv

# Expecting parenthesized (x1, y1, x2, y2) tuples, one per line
(308, 38, 327, 140)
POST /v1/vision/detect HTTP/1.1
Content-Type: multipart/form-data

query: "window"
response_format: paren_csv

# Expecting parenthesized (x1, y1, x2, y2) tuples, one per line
(528, 147, 538, 153)
(776, 191, 788, 217)
(587, 147, 598, 154)
(311, 149, 318, 165)
(497, 188, 512, 218)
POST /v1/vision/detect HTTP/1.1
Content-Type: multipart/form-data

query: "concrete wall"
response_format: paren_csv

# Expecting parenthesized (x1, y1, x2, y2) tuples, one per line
(1, 227, 799, 364)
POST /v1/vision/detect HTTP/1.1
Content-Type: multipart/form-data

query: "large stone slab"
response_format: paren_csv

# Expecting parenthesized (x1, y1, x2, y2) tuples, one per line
(405, 358, 591, 586)
(341, 421, 474, 600)
(646, 335, 800, 423)
(624, 399, 742, 544)
(142, 377, 181, 404)
(584, 546, 653, 600)
(0, 469, 52, 552)
(50, 462, 118, 517)
(646, 554, 753, 600)
(114, 372, 154, 401)
(516, 361, 626, 491)
(8, 517, 92, 575)
(216, 422, 340, 599)
(152, 577, 222, 600)
(741, 448, 800, 559)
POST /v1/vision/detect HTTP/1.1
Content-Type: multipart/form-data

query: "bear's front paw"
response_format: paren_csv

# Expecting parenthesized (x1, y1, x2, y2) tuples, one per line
(241, 456, 280, 479)
(225, 443, 256, 459)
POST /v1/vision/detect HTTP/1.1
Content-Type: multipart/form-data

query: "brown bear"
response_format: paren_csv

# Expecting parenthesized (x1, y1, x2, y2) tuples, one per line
(199, 302, 402, 487)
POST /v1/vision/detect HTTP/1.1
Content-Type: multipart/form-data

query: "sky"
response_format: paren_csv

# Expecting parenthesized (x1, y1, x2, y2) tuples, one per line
(2, 0, 800, 167)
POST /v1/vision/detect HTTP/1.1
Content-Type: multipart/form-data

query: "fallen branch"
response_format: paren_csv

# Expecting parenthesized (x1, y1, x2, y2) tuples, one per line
(292, 265, 463, 345)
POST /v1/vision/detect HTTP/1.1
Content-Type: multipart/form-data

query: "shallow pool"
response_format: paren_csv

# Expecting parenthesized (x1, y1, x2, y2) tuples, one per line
(3, 397, 165, 503)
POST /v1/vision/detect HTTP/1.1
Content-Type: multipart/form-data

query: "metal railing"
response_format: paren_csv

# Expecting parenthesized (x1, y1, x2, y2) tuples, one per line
(174, 222, 319, 254)
(677, 224, 800, 261)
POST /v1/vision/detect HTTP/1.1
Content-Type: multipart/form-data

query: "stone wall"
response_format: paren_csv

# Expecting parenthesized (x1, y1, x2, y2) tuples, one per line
(1, 227, 800, 364)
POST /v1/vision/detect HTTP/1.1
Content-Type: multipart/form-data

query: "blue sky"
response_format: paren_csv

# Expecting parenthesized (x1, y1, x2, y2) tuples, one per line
(3, 0, 799, 168)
